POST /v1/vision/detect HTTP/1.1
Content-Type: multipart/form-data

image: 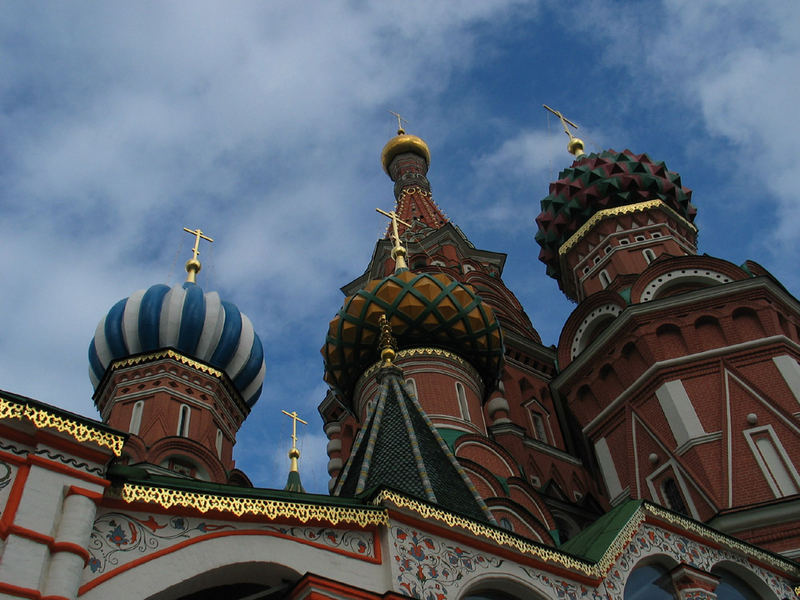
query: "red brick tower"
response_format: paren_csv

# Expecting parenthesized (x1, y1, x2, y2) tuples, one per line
(89, 230, 265, 485)
(320, 128, 606, 544)
(537, 136, 800, 557)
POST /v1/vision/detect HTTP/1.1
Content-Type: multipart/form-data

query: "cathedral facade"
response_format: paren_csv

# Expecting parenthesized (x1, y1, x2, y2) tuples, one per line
(0, 126, 798, 599)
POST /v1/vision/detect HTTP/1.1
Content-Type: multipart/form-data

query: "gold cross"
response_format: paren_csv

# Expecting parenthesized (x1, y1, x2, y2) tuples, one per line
(183, 227, 214, 261)
(389, 110, 408, 134)
(543, 104, 579, 139)
(543, 104, 585, 156)
(281, 409, 308, 451)
(376, 207, 411, 248)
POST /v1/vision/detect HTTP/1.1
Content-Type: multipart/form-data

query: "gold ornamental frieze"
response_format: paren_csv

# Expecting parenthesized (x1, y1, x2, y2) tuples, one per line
(0, 396, 124, 456)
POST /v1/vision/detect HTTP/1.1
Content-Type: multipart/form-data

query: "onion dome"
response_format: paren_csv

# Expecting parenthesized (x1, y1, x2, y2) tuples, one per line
(89, 281, 265, 407)
(322, 269, 503, 398)
(535, 149, 696, 280)
(381, 131, 431, 175)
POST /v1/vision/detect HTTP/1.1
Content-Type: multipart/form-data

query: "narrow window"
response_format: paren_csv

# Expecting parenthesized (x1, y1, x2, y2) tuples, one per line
(531, 412, 547, 442)
(215, 429, 224, 458)
(599, 270, 611, 288)
(456, 382, 469, 420)
(662, 477, 688, 515)
(405, 378, 418, 398)
(583, 266, 590, 275)
(129, 400, 144, 435)
(643, 248, 656, 264)
(604, 245, 612, 255)
(177, 404, 191, 437)
(593, 256, 600, 265)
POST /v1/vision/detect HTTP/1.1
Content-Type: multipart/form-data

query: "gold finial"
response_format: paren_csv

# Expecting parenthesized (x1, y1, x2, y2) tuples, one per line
(543, 104, 585, 157)
(378, 314, 397, 367)
(182, 227, 214, 283)
(281, 409, 308, 473)
(376, 207, 412, 271)
(389, 110, 408, 135)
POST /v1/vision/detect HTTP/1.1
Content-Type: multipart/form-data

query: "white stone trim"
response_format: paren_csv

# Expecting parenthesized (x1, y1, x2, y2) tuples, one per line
(640, 268, 732, 302)
(570, 303, 622, 359)
(594, 437, 623, 499)
(655, 380, 706, 448)
(772, 355, 800, 404)
(743, 424, 800, 498)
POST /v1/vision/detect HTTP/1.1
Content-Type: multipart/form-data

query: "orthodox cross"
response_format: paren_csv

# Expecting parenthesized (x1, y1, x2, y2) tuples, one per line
(543, 104, 585, 156)
(376, 207, 411, 249)
(281, 409, 308, 453)
(182, 227, 214, 283)
(183, 227, 214, 261)
(388, 110, 408, 134)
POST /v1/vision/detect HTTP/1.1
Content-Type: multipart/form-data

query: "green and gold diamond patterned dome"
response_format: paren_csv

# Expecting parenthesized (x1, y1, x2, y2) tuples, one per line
(535, 149, 696, 281)
(322, 269, 503, 398)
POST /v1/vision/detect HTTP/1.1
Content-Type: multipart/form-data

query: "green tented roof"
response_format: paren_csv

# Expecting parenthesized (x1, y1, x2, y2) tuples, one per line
(560, 499, 643, 560)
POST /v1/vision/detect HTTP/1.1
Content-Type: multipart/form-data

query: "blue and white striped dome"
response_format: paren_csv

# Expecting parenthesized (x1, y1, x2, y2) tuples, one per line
(89, 282, 265, 407)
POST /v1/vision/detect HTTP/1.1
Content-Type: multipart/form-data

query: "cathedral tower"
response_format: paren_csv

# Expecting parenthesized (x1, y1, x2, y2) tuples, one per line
(88, 229, 265, 485)
(536, 119, 800, 556)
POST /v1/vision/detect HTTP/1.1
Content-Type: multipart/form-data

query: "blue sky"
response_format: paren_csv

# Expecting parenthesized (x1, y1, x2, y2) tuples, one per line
(1, 1, 798, 493)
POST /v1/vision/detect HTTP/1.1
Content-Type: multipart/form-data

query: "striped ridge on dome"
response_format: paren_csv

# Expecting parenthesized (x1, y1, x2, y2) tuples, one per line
(89, 282, 265, 407)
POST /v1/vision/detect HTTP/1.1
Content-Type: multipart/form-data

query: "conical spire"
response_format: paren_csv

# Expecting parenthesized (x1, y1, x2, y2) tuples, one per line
(333, 318, 494, 523)
(380, 119, 448, 238)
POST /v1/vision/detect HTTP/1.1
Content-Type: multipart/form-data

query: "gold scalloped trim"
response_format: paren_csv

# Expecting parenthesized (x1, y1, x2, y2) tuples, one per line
(558, 199, 697, 256)
(0, 396, 124, 456)
(359, 347, 479, 385)
(109, 349, 225, 378)
(375, 489, 600, 575)
(120, 483, 388, 527)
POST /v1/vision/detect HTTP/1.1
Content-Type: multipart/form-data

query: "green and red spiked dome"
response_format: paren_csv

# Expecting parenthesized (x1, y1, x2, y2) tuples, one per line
(535, 149, 696, 280)
(322, 269, 503, 399)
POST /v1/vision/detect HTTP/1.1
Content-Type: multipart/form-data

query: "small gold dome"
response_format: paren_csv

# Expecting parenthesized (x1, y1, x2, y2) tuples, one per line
(381, 132, 431, 175)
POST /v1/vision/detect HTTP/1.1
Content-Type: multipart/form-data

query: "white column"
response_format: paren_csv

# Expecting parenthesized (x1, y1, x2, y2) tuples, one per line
(42, 491, 98, 600)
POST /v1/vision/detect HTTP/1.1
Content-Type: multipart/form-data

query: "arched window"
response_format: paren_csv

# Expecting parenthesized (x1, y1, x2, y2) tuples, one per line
(129, 400, 144, 435)
(177, 404, 191, 437)
(405, 378, 418, 398)
(624, 563, 673, 599)
(662, 477, 688, 515)
(711, 566, 768, 600)
(456, 382, 469, 420)
(642, 248, 656, 264)
(599, 270, 611, 288)
(215, 429, 224, 458)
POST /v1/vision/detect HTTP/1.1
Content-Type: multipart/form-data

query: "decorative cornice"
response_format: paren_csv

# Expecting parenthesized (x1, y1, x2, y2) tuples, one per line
(118, 483, 388, 527)
(0, 396, 124, 456)
(558, 200, 697, 257)
(98, 349, 248, 415)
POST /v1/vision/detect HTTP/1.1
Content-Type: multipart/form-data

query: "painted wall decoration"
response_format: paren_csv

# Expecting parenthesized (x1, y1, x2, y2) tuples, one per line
(391, 526, 503, 599)
(85, 510, 376, 584)
(0, 458, 16, 512)
(602, 523, 795, 600)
